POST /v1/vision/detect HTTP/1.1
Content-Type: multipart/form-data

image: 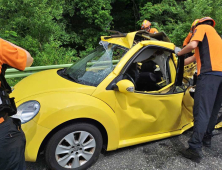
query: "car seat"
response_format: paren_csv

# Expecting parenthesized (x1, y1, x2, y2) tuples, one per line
(136, 61, 161, 91)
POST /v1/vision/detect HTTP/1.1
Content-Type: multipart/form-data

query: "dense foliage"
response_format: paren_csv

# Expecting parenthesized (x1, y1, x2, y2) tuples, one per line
(0, 0, 221, 67)
(140, 0, 222, 46)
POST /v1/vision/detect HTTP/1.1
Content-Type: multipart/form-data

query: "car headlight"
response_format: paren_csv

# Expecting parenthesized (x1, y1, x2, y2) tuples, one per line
(13, 100, 40, 124)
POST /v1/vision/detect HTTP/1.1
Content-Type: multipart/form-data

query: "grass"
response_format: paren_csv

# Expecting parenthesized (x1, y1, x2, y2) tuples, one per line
(6, 77, 25, 87)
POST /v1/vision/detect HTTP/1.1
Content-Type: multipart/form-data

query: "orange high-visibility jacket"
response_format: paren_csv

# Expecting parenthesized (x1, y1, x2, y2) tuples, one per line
(0, 39, 27, 74)
(191, 25, 222, 75)
(149, 28, 159, 34)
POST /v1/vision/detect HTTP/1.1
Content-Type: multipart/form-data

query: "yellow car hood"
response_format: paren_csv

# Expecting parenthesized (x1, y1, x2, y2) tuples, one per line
(11, 69, 96, 102)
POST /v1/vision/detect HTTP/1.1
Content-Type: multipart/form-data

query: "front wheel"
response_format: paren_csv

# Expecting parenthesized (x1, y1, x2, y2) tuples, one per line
(45, 123, 103, 170)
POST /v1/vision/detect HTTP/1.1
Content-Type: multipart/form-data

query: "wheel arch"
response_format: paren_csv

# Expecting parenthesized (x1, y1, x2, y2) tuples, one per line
(38, 118, 108, 156)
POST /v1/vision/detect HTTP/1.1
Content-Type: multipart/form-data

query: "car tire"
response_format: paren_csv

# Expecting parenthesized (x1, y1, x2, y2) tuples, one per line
(45, 123, 103, 170)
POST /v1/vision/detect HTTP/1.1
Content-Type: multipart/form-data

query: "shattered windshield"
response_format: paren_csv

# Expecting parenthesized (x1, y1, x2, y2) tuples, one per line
(65, 41, 128, 86)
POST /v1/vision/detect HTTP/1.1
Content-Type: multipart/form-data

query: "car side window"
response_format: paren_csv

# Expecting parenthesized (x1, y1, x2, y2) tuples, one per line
(123, 48, 176, 94)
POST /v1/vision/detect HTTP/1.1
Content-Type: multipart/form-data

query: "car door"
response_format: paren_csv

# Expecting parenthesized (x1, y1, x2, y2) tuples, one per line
(115, 45, 192, 142)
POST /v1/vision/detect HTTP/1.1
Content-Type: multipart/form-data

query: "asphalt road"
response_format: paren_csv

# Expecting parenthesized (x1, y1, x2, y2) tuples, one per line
(26, 128, 222, 170)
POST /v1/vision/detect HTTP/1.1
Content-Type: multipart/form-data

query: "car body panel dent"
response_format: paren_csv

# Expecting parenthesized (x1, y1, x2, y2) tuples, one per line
(115, 91, 187, 141)
(101, 31, 171, 49)
(101, 31, 138, 49)
(181, 88, 194, 126)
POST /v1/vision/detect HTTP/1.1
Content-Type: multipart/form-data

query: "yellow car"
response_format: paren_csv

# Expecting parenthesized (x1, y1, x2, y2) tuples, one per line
(11, 30, 222, 170)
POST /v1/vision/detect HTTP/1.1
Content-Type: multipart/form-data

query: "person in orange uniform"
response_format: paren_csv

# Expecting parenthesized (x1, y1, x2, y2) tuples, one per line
(0, 39, 33, 170)
(141, 20, 159, 34)
(177, 17, 222, 163)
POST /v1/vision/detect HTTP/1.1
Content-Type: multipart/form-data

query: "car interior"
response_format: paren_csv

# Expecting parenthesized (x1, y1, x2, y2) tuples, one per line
(123, 48, 176, 93)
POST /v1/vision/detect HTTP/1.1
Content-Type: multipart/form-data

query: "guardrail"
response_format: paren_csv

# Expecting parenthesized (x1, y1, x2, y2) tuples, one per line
(5, 64, 72, 79)
(5, 60, 120, 79)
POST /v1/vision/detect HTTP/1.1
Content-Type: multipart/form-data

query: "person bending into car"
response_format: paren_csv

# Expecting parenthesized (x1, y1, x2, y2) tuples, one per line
(177, 17, 222, 163)
(0, 39, 33, 169)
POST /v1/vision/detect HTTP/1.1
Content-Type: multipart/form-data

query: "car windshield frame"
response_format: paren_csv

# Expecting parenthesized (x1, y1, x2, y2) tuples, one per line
(64, 42, 128, 87)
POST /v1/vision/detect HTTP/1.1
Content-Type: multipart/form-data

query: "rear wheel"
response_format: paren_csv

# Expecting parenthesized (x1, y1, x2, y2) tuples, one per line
(45, 123, 103, 170)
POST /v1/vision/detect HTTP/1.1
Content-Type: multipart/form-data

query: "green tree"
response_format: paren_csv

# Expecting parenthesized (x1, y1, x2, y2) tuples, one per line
(140, 0, 222, 46)
(61, 0, 113, 57)
(0, 0, 222, 67)
(0, 0, 77, 66)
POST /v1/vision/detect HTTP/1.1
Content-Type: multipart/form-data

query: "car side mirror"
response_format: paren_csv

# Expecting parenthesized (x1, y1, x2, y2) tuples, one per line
(115, 79, 135, 93)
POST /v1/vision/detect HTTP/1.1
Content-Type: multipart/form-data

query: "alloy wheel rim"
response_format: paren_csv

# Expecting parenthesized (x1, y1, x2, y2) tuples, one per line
(55, 131, 96, 169)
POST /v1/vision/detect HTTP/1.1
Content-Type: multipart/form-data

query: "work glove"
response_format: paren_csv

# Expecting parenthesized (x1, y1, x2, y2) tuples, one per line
(174, 47, 181, 57)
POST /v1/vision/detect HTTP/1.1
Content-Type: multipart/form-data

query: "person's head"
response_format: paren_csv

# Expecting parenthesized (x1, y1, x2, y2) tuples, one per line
(190, 19, 199, 33)
(141, 20, 151, 32)
(191, 17, 215, 32)
(198, 17, 215, 27)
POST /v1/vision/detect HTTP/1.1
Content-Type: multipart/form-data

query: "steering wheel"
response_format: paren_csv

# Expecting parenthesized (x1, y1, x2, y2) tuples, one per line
(124, 73, 136, 88)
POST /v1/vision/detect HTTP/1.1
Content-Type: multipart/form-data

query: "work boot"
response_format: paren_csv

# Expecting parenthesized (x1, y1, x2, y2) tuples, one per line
(180, 147, 203, 163)
(202, 135, 212, 147)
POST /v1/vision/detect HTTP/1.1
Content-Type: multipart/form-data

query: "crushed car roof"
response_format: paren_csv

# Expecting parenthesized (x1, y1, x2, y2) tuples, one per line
(101, 30, 171, 49)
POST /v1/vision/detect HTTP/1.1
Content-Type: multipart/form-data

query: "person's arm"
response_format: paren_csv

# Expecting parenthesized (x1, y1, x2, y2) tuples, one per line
(177, 40, 199, 56)
(1, 39, 33, 67)
(183, 32, 192, 47)
(25, 54, 33, 67)
(184, 55, 196, 65)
